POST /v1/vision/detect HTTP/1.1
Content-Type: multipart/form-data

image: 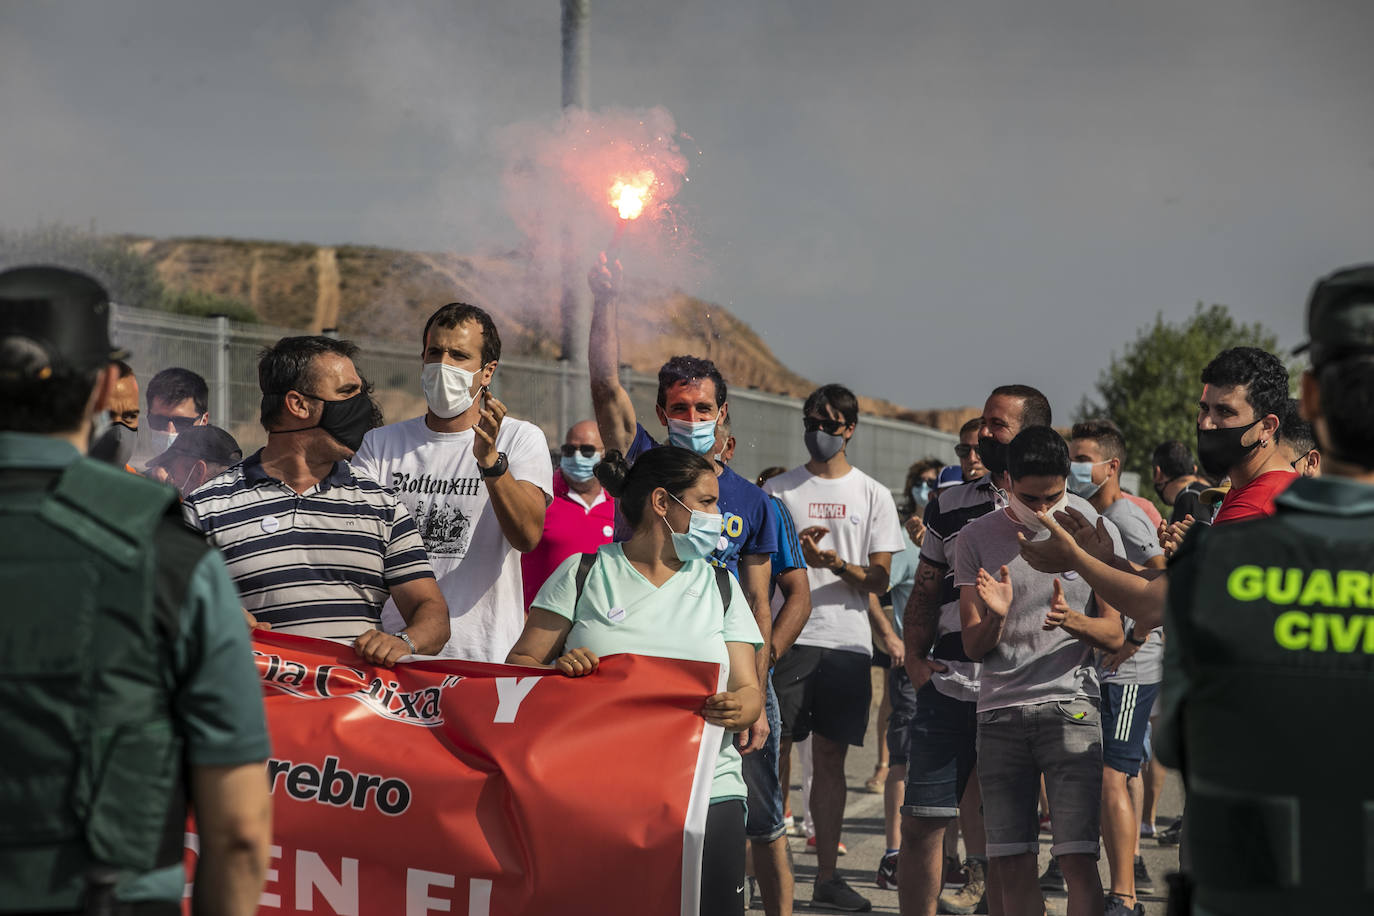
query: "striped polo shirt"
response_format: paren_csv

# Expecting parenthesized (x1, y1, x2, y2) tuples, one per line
(182, 450, 434, 643)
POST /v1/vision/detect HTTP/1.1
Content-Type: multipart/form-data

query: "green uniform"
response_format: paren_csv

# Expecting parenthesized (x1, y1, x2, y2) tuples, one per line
(0, 433, 271, 911)
(1159, 475, 1374, 915)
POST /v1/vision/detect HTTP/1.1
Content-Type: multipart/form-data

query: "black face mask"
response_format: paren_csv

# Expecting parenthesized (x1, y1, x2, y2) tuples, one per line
(298, 390, 379, 452)
(977, 435, 1009, 478)
(1196, 420, 1261, 479)
(1152, 477, 1172, 504)
(89, 421, 137, 467)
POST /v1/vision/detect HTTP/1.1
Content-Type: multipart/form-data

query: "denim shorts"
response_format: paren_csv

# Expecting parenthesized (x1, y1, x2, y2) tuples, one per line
(1100, 681, 1160, 777)
(901, 682, 978, 818)
(741, 676, 786, 841)
(885, 666, 919, 766)
(976, 697, 1103, 858)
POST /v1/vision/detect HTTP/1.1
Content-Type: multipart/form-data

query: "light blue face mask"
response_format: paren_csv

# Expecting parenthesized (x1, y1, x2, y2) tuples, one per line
(666, 417, 719, 455)
(560, 452, 600, 482)
(664, 493, 724, 561)
(910, 481, 933, 508)
(1067, 461, 1106, 499)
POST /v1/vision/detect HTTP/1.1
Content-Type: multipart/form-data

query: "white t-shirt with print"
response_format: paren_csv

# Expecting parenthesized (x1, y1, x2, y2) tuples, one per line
(352, 415, 553, 662)
(764, 465, 904, 655)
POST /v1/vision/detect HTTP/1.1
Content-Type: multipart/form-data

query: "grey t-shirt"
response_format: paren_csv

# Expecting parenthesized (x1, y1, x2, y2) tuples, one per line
(954, 493, 1124, 713)
(1101, 498, 1165, 685)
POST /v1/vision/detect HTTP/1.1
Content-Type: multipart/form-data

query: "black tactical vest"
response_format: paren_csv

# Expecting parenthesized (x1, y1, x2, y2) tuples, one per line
(0, 457, 188, 910)
(1164, 510, 1374, 914)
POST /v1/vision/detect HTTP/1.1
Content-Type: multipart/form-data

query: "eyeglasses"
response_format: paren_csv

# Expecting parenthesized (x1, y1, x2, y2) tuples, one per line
(147, 413, 200, 433)
(954, 444, 978, 459)
(560, 444, 599, 458)
(803, 416, 846, 435)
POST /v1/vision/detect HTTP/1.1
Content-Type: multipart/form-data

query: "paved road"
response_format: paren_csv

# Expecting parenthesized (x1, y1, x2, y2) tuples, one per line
(762, 673, 1184, 914)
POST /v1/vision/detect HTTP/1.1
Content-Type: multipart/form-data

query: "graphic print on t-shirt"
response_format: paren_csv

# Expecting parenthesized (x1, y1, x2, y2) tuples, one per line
(809, 502, 847, 519)
(390, 471, 483, 558)
(414, 497, 473, 557)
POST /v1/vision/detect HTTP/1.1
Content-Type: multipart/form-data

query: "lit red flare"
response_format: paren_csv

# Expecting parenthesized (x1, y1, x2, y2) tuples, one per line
(609, 170, 655, 220)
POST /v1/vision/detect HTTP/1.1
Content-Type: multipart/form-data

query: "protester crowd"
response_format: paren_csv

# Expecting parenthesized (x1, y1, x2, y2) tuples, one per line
(2, 258, 1372, 916)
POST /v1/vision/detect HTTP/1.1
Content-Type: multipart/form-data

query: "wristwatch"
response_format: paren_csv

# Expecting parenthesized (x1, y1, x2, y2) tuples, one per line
(833, 559, 847, 577)
(480, 451, 509, 478)
(396, 631, 418, 654)
(1126, 635, 1146, 647)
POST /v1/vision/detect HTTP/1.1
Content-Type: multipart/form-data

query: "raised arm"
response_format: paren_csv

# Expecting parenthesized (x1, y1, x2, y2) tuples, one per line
(587, 255, 637, 454)
(1018, 507, 1169, 628)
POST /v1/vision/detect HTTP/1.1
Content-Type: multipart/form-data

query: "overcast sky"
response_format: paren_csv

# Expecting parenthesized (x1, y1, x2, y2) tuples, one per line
(3, 0, 1372, 416)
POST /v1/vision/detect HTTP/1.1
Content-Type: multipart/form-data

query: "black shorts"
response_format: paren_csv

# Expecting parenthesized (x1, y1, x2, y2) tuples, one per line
(773, 644, 872, 747)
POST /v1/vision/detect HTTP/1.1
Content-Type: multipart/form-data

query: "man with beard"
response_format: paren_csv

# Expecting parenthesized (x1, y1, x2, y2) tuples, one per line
(1018, 347, 1294, 629)
(899, 384, 1051, 916)
(352, 302, 552, 662)
(184, 336, 449, 666)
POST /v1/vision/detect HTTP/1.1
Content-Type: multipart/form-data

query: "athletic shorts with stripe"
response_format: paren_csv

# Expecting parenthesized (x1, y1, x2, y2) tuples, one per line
(1099, 680, 1160, 777)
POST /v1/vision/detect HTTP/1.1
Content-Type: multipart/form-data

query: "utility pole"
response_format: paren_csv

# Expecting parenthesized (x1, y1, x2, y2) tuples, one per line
(558, 0, 592, 427)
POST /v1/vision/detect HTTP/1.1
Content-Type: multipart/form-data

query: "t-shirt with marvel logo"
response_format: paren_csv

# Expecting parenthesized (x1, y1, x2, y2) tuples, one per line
(351, 415, 554, 662)
(764, 464, 903, 655)
(622, 424, 777, 576)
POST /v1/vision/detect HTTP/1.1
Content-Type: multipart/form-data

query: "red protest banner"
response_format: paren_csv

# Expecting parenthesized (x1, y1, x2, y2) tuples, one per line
(184, 631, 722, 915)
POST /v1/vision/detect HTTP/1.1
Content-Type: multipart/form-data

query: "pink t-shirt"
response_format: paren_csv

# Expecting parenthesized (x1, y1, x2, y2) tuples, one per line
(521, 471, 617, 609)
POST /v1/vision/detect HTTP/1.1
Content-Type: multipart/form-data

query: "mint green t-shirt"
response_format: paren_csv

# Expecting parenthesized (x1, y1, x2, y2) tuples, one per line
(533, 543, 763, 801)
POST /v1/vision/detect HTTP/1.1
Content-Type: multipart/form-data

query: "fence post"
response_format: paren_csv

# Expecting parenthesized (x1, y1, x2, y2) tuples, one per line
(212, 314, 230, 425)
(558, 358, 570, 441)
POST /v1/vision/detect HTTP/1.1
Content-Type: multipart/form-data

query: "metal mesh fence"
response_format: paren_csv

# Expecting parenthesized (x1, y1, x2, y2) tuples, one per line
(110, 305, 957, 490)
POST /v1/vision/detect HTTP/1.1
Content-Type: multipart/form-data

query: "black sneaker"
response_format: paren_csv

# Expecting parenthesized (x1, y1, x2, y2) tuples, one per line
(1133, 855, 1155, 894)
(875, 851, 899, 890)
(1038, 857, 1065, 892)
(1104, 893, 1144, 916)
(812, 875, 872, 912)
(1156, 816, 1183, 846)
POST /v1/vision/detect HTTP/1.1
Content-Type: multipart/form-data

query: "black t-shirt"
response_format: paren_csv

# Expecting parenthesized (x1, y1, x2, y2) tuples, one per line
(1169, 480, 1210, 525)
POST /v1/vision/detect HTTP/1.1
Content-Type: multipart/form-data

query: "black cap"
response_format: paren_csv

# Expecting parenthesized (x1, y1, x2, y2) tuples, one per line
(0, 265, 128, 378)
(145, 425, 244, 470)
(1293, 264, 1374, 367)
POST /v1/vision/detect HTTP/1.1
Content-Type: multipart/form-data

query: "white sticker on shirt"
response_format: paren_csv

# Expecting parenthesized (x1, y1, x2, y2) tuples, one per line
(261, 516, 280, 533)
(602, 525, 614, 537)
(608, 607, 626, 622)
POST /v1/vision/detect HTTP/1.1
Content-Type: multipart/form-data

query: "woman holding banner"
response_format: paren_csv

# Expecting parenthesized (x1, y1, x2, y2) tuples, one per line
(507, 445, 763, 916)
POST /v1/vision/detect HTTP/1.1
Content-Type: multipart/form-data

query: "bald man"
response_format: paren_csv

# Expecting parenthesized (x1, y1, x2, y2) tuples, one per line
(520, 420, 617, 607)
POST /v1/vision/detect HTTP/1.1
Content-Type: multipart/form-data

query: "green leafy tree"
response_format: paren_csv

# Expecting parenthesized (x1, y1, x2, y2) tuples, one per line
(1075, 304, 1282, 496)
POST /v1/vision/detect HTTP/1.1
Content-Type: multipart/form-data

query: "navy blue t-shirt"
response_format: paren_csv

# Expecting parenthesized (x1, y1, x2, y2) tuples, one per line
(621, 423, 778, 576)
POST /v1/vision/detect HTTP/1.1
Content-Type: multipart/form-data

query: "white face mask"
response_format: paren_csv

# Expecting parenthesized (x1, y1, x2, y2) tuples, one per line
(1005, 488, 1070, 532)
(421, 362, 479, 419)
(148, 429, 177, 457)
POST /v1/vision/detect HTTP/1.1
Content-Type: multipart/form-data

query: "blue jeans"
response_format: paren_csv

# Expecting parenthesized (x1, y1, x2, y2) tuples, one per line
(741, 676, 786, 841)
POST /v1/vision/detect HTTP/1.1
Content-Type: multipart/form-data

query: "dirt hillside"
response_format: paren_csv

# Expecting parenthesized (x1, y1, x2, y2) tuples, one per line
(124, 235, 974, 431)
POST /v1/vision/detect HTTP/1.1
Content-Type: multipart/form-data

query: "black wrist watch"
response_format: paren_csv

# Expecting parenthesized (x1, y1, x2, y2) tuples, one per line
(1126, 635, 1146, 647)
(480, 451, 509, 478)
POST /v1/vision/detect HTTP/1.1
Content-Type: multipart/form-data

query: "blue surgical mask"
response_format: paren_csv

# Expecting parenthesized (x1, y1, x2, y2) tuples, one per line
(910, 481, 933, 509)
(664, 493, 724, 561)
(1067, 461, 1106, 499)
(560, 451, 600, 483)
(666, 417, 720, 455)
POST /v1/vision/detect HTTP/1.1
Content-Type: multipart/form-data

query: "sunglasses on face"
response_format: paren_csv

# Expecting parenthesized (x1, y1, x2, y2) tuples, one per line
(803, 416, 846, 435)
(560, 444, 599, 458)
(148, 413, 200, 432)
(954, 444, 978, 459)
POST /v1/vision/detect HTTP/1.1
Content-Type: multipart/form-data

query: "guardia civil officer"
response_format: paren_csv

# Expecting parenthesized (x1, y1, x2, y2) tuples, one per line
(0, 266, 272, 916)
(1156, 264, 1374, 915)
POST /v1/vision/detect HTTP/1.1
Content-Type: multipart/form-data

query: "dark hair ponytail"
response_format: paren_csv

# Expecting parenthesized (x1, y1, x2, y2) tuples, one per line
(596, 446, 714, 526)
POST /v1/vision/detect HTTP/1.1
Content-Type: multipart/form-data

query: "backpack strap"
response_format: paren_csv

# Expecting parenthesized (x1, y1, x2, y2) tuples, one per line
(714, 565, 732, 616)
(573, 552, 598, 610)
